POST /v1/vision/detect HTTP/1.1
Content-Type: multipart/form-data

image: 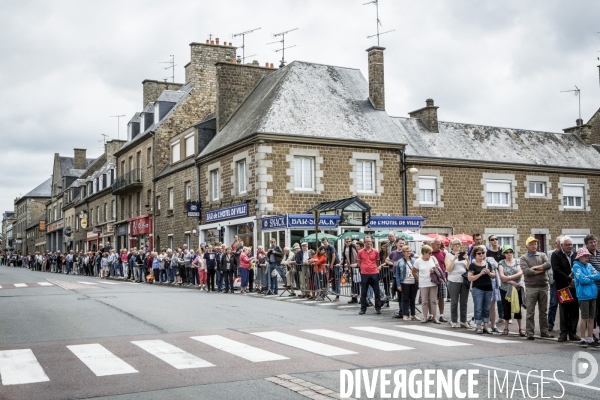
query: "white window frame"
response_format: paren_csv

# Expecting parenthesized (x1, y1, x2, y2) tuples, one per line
(528, 181, 545, 197)
(294, 156, 314, 191)
(90, 209, 94, 225)
(571, 235, 586, 251)
(104, 204, 108, 223)
(168, 188, 174, 210)
(171, 141, 181, 164)
(211, 170, 220, 200)
(96, 206, 100, 224)
(237, 160, 247, 194)
(562, 184, 584, 209)
(185, 182, 192, 201)
(486, 180, 511, 207)
(356, 160, 375, 193)
(157, 196, 161, 210)
(418, 176, 437, 205)
(168, 235, 174, 250)
(185, 133, 194, 158)
(111, 200, 116, 219)
(496, 236, 514, 248)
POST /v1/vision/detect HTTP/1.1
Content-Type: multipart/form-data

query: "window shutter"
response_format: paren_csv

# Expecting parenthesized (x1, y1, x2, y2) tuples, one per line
(486, 181, 510, 192)
(563, 185, 584, 197)
(419, 177, 436, 190)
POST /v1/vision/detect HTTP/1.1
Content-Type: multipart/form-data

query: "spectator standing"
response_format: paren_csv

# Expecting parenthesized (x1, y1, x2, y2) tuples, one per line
(520, 237, 554, 340)
(547, 236, 563, 332)
(204, 246, 217, 292)
(468, 245, 495, 334)
(551, 236, 580, 342)
(498, 245, 525, 336)
(357, 236, 382, 315)
(415, 244, 441, 324)
(584, 234, 600, 342)
(573, 247, 600, 348)
(342, 238, 360, 304)
(221, 246, 237, 293)
(446, 239, 470, 328)
(431, 239, 448, 322)
(395, 245, 419, 321)
(296, 242, 311, 299)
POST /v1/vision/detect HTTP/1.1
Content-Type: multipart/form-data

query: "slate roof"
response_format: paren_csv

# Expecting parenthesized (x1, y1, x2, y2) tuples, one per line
(157, 90, 186, 103)
(199, 61, 400, 157)
(2, 212, 15, 219)
(154, 158, 195, 180)
(59, 157, 96, 178)
(117, 83, 193, 154)
(391, 117, 600, 169)
(22, 178, 52, 198)
(128, 112, 141, 124)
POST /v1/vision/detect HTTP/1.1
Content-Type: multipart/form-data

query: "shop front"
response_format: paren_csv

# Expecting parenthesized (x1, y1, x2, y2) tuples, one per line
(86, 229, 100, 252)
(260, 214, 342, 250)
(200, 203, 256, 249)
(115, 223, 128, 252)
(101, 224, 115, 250)
(128, 214, 153, 250)
(46, 219, 64, 252)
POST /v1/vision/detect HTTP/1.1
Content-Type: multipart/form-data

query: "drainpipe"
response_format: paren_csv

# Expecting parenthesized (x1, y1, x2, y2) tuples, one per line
(150, 131, 156, 251)
(195, 156, 201, 248)
(400, 150, 408, 217)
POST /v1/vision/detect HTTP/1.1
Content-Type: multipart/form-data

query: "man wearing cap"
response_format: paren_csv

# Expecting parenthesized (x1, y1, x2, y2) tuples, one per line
(295, 242, 311, 298)
(520, 237, 554, 340)
(551, 236, 580, 342)
(282, 246, 296, 296)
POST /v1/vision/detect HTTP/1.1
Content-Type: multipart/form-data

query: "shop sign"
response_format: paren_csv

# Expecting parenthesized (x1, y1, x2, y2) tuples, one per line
(116, 224, 128, 236)
(64, 226, 72, 237)
(93, 226, 102, 234)
(366, 216, 424, 229)
(187, 201, 200, 217)
(47, 219, 64, 233)
(205, 203, 248, 223)
(287, 214, 341, 228)
(107, 224, 114, 233)
(261, 215, 287, 231)
(39, 220, 46, 231)
(130, 217, 151, 236)
(87, 230, 98, 239)
(80, 218, 88, 229)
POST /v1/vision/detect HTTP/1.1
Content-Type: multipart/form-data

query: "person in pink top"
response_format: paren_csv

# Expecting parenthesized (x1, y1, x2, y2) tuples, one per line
(238, 247, 254, 294)
(357, 235, 382, 315)
(431, 238, 448, 322)
(120, 249, 129, 280)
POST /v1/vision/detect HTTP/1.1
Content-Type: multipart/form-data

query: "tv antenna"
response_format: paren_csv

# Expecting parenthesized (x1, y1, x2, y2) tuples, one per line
(99, 134, 110, 146)
(561, 85, 582, 135)
(159, 55, 177, 82)
(109, 115, 126, 140)
(268, 28, 298, 67)
(364, 0, 395, 46)
(232, 27, 261, 64)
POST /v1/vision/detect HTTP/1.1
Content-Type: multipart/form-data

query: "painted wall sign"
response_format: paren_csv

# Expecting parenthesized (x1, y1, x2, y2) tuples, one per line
(260, 215, 287, 231)
(205, 203, 248, 223)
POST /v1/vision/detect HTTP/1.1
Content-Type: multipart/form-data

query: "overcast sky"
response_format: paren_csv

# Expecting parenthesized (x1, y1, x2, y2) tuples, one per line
(1, 0, 599, 223)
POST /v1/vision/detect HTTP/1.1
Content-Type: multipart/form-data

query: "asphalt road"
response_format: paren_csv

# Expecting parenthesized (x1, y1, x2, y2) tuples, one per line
(1, 266, 599, 400)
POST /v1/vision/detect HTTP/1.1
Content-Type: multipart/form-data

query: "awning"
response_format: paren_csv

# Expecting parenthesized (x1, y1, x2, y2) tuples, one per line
(307, 196, 371, 213)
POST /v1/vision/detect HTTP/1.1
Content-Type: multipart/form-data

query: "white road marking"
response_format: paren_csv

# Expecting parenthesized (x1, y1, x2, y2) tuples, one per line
(337, 305, 359, 309)
(397, 325, 521, 344)
(0, 285, 2, 289)
(131, 340, 213, 369)
(37, 282, 53, 286)
(13, 283, 27, 288)
(317, 303, 337, 306)
(303, 329, 413, 351)
(303, 301, 317, 304)
(252, 331, 357, 356)
(0, 349, 50, 385)
(78, 282, 97, 285)
(470, 363, 600, 393)
(67, 344, 138, 376)
(191, 335, 288, 362)
(283, 298, 307, 302)
(351, 327, 471, 347)
(99, 282, 119, 285)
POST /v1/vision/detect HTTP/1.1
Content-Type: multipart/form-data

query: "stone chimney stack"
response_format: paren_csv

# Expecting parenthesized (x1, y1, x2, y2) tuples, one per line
(563, 118, 596, 146)
(408, 99, 440, 133)
(366, 46, 386, 110)
(105, 140, 126, 165)
(73, 149, 86, 170)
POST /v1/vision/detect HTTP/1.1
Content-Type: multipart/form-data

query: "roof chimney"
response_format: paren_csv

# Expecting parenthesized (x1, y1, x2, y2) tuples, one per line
(408, 99, 439, 133)
(366, 46, 386, 110)
(73, 148, 87, 170)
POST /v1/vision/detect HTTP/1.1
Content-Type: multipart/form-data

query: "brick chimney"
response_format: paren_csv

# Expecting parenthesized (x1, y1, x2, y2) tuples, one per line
(408, 99, 439, 133)
(215, 62, 276, 131)
(563, 117, 596, 146)
(366, 46, 386, 110)
(73, 149, 87, 170)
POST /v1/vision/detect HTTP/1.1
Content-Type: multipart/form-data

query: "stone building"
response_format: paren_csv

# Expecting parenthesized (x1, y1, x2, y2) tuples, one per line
(2, 211, 16, 251)
(189, 46, 600, 254)
(113, 38, 238, 251)
(13, 178, 51, 254)
(45, 150, 94, 252)
(26, 214, 46, 254)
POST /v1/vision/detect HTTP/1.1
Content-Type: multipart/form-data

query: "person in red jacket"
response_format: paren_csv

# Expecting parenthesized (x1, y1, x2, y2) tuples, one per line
(310, 247, 328, 300)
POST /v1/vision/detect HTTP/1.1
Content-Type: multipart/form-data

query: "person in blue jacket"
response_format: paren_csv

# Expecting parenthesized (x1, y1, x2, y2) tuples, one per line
(573, 247, 600, 348)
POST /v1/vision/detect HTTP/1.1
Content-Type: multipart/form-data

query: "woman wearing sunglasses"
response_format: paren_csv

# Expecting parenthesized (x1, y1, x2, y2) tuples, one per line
(498, 245, 525, 336)
(468, 245, 496, 334)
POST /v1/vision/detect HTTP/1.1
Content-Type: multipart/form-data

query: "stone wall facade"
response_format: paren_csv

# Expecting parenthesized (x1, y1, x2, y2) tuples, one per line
(407, 162, 600, 253)
(142, 80, 184, 108)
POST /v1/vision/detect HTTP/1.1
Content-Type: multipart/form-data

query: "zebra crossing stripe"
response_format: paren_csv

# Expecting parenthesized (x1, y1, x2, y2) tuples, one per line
(37, 282, 53, 286)
(302, 329, 413, 351)
(252, 331, 357, 356)
(0, 349, 50, 385)
(191, 335, 288, 362)
(78, 282, 97, 285)
(100, 282, 119, 285)
(397, 325, 521, 344)
(67, 344, 138, 376)
(0, 285, 2, 289)
(351, 326, 471, 347)
(132, 340, 214, 369)
(13, 283, 27, 288)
